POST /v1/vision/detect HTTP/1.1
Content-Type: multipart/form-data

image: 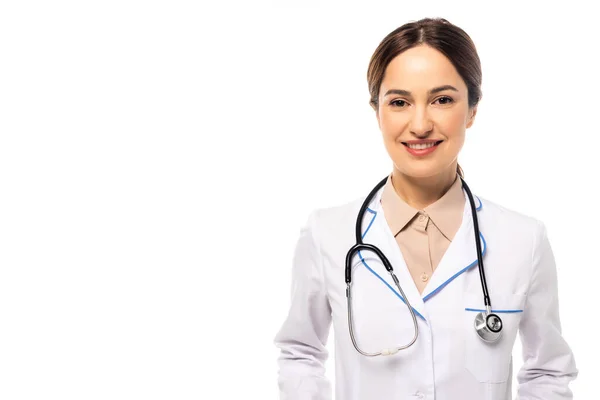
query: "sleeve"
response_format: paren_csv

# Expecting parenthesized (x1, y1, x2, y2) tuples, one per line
(516, 220, 578, 399)
(273, 210, 333, 400)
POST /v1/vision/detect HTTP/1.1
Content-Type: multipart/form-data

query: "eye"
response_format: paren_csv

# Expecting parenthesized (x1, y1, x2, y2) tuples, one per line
(390, 99, 407, 108)
(435, 96, 454, 105)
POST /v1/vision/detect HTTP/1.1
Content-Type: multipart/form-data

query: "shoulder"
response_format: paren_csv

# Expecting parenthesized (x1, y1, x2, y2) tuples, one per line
(304, 195, 368, 246)
(477, 195, 547, 248)
(478, 195, 540, 225)
(313, 196, 365, 223)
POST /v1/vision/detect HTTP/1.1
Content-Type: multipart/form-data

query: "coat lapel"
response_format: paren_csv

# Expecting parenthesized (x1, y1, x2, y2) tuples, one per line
(422, 189, 486, 301)
(358, 190, 427, 321)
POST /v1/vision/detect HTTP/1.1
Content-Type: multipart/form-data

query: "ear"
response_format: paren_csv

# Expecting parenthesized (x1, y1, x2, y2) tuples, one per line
(466, 105, 478, 129)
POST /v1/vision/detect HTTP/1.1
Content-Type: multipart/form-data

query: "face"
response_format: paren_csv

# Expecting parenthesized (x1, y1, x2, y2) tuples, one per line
(376, 45, 477, 179)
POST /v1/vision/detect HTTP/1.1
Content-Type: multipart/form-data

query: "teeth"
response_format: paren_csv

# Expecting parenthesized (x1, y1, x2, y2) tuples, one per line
(407, 142, 438, 150)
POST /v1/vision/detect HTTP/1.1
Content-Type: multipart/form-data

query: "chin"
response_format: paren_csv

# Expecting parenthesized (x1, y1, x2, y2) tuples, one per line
(397, 163, 447, 179)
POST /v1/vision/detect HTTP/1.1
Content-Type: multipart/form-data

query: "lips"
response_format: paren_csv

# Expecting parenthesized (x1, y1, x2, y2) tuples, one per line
(402, 140, 443, 156)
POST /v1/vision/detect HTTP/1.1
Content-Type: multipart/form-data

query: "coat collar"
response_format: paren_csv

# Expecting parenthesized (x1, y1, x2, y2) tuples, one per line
(359, 181, 486, 322)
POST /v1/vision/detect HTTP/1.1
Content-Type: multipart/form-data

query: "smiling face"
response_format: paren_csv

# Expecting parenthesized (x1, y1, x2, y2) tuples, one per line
(376, 45, 477, 179)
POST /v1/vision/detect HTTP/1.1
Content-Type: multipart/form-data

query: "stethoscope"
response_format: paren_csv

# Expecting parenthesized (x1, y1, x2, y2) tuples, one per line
(345, 175, 503, 357)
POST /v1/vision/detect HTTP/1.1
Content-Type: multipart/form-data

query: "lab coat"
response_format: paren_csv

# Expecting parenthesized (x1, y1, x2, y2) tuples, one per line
(274, 185, 578, 400)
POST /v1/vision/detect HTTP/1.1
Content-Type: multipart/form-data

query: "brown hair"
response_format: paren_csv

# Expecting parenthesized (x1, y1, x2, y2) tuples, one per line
(367, 17, 482, 179)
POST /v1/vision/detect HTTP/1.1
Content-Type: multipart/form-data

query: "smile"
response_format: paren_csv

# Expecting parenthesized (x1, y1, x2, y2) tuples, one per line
(404, 141, 442, 150)
(402, 141, 443, 156)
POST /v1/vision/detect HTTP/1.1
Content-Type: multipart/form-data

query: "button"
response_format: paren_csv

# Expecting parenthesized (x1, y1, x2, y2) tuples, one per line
(420, 272, 428, 282)
(418, 214, 425, 222)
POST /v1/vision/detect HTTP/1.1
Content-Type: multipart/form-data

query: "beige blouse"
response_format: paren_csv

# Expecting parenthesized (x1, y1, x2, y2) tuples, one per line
(380, 174, 465, 295)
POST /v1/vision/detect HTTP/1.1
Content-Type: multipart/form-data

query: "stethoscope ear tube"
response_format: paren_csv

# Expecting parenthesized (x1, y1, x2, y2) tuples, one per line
(345, 243, 419, 356)
(345, 242, 395, 283)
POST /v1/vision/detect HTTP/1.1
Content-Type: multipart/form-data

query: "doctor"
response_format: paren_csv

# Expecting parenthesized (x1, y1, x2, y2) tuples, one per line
(274, 17, 578, 400)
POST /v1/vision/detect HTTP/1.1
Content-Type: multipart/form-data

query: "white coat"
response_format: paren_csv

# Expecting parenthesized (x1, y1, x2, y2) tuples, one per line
(274, 183, 578, 400)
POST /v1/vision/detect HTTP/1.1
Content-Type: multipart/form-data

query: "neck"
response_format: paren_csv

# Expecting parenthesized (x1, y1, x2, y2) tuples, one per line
(391, 166, 458, 210)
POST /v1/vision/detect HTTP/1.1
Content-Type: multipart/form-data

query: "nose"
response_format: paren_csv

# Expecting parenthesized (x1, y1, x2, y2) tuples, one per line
(409, 106, 433, 137)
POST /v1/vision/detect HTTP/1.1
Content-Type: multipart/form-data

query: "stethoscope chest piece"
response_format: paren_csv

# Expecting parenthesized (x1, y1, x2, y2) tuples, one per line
(474, 310, 503, 343)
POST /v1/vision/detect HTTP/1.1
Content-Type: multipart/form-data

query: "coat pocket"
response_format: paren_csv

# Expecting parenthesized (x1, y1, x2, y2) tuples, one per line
(463, 291, 526, 383)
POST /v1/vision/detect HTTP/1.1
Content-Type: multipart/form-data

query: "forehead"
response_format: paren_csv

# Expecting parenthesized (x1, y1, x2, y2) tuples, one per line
(381, 45, 467, 92)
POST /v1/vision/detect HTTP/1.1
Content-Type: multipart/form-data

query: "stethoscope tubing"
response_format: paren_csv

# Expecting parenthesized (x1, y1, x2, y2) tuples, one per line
(460, 176, 492, 309)
(345, 175, 501, 356)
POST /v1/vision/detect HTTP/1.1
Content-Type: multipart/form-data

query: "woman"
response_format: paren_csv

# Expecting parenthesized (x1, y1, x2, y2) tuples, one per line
(274, 18, 578, 400)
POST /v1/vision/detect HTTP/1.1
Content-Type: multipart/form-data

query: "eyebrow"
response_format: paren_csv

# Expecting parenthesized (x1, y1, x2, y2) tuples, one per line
(383, 85, 459, 98)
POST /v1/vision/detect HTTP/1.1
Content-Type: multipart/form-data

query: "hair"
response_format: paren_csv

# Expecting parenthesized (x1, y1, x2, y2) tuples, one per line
(367, 17, 483, 179)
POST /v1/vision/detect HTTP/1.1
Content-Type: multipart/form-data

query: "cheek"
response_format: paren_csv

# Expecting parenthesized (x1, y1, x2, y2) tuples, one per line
(378, 113, 405, 141)
(441, 112, 469, 135)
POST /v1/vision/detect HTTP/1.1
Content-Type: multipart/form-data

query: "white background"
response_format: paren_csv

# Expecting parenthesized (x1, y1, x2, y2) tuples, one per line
(0, 1, 596, 399)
